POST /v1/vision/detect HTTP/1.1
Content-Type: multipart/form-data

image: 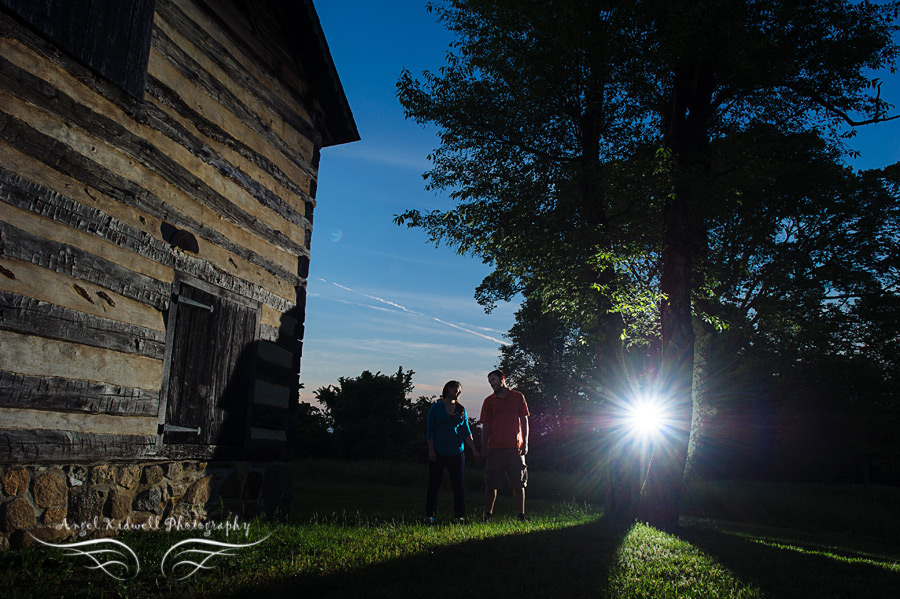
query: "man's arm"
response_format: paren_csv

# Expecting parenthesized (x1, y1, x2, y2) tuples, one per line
(481, 422, 491, 457)
(519, 416, 529, 456)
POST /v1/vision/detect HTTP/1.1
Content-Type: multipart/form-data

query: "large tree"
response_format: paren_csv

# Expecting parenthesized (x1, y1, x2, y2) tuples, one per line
(397, 0, 899, 527)
(632, 0, 899, 526)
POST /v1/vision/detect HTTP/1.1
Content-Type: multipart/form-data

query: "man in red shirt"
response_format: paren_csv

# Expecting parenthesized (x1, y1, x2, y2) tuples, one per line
(480, 369, 530, 521)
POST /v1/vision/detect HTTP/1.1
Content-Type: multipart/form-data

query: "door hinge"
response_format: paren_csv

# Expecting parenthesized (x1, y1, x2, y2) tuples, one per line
(158, 424, 201, 435)
(177, 295, 214, 312)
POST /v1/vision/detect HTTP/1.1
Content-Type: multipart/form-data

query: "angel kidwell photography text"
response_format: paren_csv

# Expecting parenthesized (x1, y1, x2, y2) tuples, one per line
(28, 516, 269, 582)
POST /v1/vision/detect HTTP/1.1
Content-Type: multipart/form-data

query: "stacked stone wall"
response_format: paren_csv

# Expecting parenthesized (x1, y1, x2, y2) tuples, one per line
(0, 461, 291, 550)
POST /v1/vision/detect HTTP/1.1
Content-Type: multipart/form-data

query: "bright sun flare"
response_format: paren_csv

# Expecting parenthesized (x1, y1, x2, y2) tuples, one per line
(625, 399, 667, 436)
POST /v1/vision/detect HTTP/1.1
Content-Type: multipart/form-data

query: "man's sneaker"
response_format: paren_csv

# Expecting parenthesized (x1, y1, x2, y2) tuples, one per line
(517, 513, 530, 522)
(483, 513, 493, 523)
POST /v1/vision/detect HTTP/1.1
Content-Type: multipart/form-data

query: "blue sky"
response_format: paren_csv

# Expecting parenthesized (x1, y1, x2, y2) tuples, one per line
(302, 1, 516, 408)
(302, 1, 900, 410)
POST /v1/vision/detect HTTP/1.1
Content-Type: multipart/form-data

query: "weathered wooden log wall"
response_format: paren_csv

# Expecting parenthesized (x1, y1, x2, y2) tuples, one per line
(0, 0, 357, 464)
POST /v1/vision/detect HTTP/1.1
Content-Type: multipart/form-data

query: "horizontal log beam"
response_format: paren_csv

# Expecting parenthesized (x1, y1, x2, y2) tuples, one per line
(0, 166, 297, 313)
(153, 442, 291, 462)
(0, 428, 158, 462)
(0, 254, 164, 333)
(0, 219, 171, 310)
(1, 408, 156, 436)
(251, 404, 292, 431)
(150, 25, 316, 185)
(0, 57, 310, 258)
(0, 165, 173, 267)
(156, 0, 322, 154)
(0, 291, 166, 357)
(0, 370, 159, 416)
(1, 330, 163, 391)
(0, 427, 293, 462)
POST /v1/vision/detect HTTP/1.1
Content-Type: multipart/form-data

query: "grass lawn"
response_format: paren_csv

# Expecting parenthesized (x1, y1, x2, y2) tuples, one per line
(2, 459, 898, 598)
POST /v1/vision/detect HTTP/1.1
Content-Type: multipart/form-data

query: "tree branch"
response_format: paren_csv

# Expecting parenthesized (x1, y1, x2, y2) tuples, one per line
(793, 84, 900, 127)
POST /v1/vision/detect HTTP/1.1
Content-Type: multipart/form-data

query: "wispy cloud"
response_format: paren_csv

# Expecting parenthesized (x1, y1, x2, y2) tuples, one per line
(316, 278, 510, 346)
(306, 291, 398, 314)
(323, 143, 431, 171)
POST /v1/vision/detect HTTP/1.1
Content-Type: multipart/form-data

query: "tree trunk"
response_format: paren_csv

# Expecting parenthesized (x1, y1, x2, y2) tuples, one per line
(639, 61, 715, 528)
(639, 184, 694, 528)
(685, 315, 715, 481)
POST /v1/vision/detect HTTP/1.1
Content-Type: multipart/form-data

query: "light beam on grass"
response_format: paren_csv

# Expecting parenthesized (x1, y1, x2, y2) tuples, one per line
(609, 522, 762, 598)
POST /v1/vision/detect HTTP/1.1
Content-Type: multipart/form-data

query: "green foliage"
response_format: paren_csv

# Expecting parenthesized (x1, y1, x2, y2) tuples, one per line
(633, 0, 899, 526)
(752, 352, 899, 484)
(395, 0, 662, 353)
(498, 298, 595, 407)
(677, 129, 900, 483)
(497, 297, 612, 473)
(699, 131, 900, 354)
(314, 367, 427, 461)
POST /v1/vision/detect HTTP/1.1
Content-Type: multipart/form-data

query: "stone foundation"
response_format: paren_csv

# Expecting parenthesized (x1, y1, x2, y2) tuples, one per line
(0, 461, 292, 550)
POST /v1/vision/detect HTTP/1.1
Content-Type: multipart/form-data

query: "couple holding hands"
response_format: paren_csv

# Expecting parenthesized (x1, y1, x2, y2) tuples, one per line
(425, 370, 530, 523)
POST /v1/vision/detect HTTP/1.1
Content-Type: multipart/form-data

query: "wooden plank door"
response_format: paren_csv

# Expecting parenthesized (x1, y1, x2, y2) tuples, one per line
(161, 279, 259, 446)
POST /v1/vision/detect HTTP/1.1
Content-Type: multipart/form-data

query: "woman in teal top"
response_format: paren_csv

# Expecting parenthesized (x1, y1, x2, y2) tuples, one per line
(426, 380, 479, 522)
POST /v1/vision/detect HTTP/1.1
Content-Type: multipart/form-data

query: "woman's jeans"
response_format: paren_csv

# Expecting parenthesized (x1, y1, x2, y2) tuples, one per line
(426, 451, 466, 518)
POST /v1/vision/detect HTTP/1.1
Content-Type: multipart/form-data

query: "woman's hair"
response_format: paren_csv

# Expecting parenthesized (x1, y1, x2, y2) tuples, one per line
(441, 380, 462, 399)
(441, 380, 465, 414)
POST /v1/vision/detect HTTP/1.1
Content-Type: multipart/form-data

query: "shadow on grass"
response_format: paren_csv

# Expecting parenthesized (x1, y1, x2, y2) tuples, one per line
(223, 517, 900, 599)
(678, 523, 900, 599)
(235, 520, 630, 599)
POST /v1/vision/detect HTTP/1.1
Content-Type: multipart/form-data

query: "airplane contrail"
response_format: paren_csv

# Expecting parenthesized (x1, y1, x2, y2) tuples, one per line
(317, 278, 510, 346)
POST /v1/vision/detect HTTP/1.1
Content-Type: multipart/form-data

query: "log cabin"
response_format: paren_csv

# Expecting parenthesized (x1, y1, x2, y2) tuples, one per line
(0, 0, 358, 547)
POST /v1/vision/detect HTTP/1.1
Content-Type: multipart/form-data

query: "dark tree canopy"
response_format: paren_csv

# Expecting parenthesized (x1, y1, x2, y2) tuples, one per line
(315, 367, 422, 460)
(397, 0, 899, 526)
(294, 401, 333, 458)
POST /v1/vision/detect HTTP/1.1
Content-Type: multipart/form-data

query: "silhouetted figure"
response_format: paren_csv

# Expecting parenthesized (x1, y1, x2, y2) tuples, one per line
(425, 380, 479, 522)
(481, 370, 530, 522)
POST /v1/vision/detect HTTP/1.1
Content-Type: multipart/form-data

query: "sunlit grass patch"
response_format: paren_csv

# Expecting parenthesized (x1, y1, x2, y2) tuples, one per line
(609, 522, 762, 599)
